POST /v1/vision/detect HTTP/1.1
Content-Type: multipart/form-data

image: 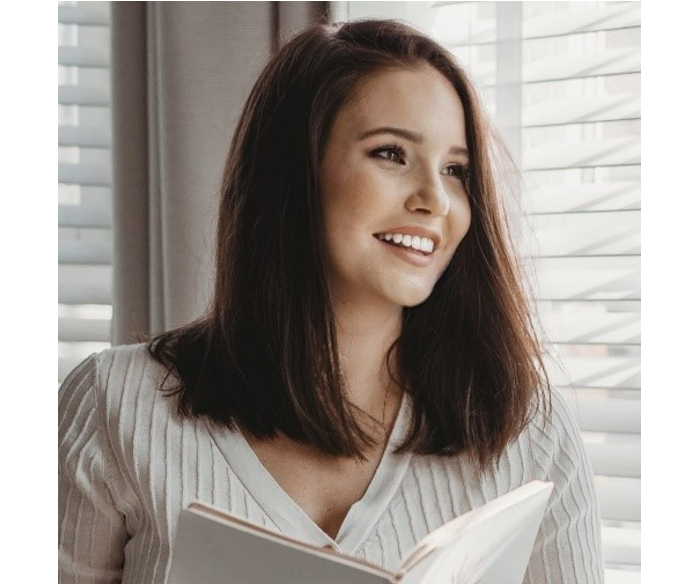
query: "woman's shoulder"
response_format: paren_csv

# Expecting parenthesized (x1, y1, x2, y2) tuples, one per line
(59, 343, 172, 420)
(522, 386, 590, 475)
(528, 386, 581, 438)
(92, 341, 164, 383)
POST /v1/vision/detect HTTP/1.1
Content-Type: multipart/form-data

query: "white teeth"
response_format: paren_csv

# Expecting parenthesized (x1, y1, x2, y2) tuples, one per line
(377, 233, 436, 253)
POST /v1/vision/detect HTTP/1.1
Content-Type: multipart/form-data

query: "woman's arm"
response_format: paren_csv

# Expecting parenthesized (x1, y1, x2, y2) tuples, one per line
(58, 356, 128, 583)
(524, 389, 605, 584)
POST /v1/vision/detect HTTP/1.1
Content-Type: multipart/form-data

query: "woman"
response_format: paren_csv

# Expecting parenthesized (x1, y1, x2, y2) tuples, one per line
(58, 19, 603, 583)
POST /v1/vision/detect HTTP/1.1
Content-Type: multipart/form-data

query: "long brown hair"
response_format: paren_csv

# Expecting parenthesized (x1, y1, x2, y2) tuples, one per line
(148, 19, 550, 469)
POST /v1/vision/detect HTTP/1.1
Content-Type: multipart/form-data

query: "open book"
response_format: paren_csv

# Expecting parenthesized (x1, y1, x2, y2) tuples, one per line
(167, 480, 553, 584)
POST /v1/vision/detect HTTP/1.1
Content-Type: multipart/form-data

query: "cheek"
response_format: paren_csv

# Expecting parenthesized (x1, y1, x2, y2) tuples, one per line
(323, 162, 363, 215)
(451, 197, 473, 245)
(326, 174, 383, 235)
(461, 204, 473, 239)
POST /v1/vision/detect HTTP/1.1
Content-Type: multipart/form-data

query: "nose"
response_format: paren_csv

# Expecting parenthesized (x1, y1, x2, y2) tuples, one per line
(405, 169, 450, 217)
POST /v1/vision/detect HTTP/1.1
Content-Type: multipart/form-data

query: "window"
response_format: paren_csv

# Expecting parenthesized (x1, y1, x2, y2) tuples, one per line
(58, 1, 113, 382)
(334, 2, 641, 582)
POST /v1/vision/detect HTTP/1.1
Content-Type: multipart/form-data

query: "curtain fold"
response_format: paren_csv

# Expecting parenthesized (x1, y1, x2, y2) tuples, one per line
(111, 1, 327, 345)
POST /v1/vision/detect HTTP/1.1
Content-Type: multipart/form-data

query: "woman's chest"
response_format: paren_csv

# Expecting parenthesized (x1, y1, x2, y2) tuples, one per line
(247, 438, 387, 539)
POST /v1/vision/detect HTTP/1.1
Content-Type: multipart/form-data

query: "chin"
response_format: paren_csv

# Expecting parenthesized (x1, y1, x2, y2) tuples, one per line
(402, 294, 433, 308)
(389, 283, 436, 309)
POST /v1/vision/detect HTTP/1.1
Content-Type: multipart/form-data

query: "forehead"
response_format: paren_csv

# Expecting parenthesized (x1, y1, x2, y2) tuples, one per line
(336, 65, 468, 147)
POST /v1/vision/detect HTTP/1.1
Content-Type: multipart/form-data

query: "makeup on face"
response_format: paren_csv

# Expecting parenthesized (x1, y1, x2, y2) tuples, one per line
(319, 65, 472, 310)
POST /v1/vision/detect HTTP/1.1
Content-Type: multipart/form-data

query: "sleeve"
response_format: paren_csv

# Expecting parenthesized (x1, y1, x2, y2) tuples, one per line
(58, 355, 128, 584)
(523, 389, 605, 584)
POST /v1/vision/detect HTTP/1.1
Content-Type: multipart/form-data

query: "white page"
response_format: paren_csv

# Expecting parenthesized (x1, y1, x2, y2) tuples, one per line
(397, 481, 553, 584)
(167, 508, 391, 584)
(167, 480, 553, 584)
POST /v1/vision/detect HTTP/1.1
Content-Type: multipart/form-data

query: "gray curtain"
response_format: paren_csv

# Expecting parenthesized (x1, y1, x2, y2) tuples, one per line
(111, 1, 327, 345)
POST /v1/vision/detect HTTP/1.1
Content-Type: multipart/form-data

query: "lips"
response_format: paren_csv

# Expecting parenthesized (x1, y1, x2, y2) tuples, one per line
(375, 232, 435, 253)
(372, 226, 441, 249)
(373, 236, 439, 268)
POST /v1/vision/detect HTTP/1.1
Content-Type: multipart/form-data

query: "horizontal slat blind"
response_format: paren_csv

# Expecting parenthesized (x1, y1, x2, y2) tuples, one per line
(429, 1, 640, 43)
(58, 1, 112, 381)
(586, 443, 640, 478)
(58, 46, 110, 67)
(58, 160, 112, 185)
(448, 2, 640, 580)
(58, 203, 112, 228)
(567, 396, 640, 434)
(527, 181, 640, 213)
(58, 3, 110, 25)
(58, 85, 111, 106)
(524, 95, 641, 127)
(340, 2, 641, 582)
(58, 265, 112, 305)
(59, 125, 111, 148)
(521, 5, 640, 580)
(58, 317, 111, 343)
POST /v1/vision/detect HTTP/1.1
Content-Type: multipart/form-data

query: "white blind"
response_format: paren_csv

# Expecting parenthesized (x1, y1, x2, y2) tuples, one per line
(336, 2, 641, 583)
(58, 1, 113, 382)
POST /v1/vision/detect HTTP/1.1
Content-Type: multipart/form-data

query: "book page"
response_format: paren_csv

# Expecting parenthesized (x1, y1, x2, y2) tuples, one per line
(396, 481, 553, 584)
(167, 482, 552, 584)
(167, 505, 392, 584)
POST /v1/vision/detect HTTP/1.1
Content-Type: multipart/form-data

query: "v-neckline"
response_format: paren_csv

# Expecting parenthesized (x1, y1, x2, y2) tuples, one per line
(205, 393, 414, 555)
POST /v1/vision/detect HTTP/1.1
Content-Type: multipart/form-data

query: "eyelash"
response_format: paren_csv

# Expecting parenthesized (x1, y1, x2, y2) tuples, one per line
(370, 144, 407, 164)
(369, 144, 470, 182)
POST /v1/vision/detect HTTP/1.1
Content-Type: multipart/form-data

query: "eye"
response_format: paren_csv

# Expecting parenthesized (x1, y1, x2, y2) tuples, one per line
(370, 145, 407, 165)
(443, 164, 470, 181)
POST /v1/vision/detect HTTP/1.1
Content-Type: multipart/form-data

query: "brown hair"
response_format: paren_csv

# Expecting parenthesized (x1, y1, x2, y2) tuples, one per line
(148, 19, 550, 469)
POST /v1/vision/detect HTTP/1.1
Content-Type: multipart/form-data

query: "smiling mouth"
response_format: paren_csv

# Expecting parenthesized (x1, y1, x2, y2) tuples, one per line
(373, 232, 435, 255)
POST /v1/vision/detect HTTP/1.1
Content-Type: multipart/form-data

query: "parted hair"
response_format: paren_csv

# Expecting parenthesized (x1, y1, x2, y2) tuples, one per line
(148, 19, 550, 469)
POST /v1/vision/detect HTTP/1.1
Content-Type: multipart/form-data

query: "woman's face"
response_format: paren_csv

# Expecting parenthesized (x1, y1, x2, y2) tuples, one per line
(320, 65, 472, 310)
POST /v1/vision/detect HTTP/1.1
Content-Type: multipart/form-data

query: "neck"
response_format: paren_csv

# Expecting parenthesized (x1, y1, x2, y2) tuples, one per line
(331, 297, 404, 428)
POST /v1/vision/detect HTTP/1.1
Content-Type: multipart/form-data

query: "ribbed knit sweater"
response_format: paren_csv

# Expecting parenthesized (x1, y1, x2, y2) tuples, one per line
(58, 344, 603, 583)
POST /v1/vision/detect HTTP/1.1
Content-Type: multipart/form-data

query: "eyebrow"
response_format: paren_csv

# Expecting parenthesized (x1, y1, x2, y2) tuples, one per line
(357, 126, 469, 158)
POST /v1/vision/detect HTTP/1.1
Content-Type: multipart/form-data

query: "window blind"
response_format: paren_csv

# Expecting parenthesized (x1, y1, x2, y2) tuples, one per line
(58, 1, 113, 382)
(336, 2, 641, 583)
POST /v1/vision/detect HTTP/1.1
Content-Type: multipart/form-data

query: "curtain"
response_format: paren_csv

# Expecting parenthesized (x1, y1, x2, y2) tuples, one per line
(110, 1, 327, 345)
